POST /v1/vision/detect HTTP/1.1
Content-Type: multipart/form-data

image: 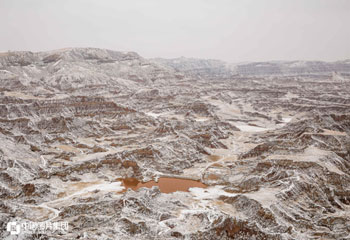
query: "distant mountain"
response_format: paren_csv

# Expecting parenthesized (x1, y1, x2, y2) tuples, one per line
(0, 48, 185, 93)
(233, 60, 350, 76)
(151, 57, 235, 79)
(152, 57, 350, 78)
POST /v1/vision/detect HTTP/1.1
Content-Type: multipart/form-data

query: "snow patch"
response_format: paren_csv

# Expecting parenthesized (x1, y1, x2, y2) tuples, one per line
(282, 117, 292, 123)
(235, 124, 267, 132)
(189, 186, 236, 200)
(145, 112, 163, 118)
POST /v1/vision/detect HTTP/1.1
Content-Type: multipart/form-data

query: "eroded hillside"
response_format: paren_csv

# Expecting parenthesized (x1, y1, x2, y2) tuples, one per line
(1, 48, 350, 239)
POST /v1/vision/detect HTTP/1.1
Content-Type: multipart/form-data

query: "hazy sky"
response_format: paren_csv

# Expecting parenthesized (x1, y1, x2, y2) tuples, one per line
(0, 0, 349, 62)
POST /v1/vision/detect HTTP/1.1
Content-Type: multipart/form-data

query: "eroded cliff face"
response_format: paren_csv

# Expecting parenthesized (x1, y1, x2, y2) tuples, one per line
(1, 48, 350, 239)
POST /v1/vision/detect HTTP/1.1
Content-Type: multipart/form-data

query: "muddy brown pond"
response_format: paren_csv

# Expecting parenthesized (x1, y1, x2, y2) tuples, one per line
(120, 177, 207, 193)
